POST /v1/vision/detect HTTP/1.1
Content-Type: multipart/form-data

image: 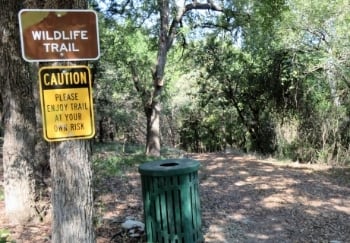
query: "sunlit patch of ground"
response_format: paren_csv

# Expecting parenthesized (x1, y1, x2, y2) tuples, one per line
(0, 151, 349, 242)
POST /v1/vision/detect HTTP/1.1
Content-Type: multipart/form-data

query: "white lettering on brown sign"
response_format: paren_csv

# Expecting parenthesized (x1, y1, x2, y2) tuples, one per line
(18, 10, 100, 62)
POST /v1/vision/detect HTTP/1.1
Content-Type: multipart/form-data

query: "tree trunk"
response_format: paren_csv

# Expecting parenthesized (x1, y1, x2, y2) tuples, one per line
(145, 99, 161, 156)
(32, 63, 50, 188)
(137, 1, 223, 156)
(144, 0, 170, 157)
(0, 0, 37, 223)
(41, 0, 95, 241)
(28, 0, 51, 193)
(50, 141, 94, 242)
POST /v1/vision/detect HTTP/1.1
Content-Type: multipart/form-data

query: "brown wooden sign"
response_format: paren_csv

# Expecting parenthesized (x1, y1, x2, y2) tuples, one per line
(18, 9, 100, 62)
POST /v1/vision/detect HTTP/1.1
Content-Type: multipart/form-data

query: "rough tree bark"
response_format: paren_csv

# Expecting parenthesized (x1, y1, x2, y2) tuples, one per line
(0, 1, 37, 223)
(50, 141, 94, 243)
(27, 0, 51, 194)
(43, 0, 95, 242)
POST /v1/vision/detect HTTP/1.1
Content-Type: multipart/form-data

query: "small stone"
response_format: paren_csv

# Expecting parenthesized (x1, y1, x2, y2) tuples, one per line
(121, 219, 145, 231)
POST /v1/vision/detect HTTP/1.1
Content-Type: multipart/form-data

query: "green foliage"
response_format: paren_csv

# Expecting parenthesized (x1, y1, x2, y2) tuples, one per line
(0, 229, 14, 243)
(93, 143, 154, 177)
(93, 155, 136, 177)
(93, 14, 158, 144)
(179, 37, 284, 154)
(92, 142, 183, 177)
(91, 0, 350, 164)
(0, 188, 4, 201)
(271, 0, 350, 164)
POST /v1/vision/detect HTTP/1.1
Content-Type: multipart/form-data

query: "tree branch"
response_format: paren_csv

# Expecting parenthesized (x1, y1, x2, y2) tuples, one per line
(129, 62, 145, 95)
(107, 0, 131, 15)
(167, 1, 223, 50)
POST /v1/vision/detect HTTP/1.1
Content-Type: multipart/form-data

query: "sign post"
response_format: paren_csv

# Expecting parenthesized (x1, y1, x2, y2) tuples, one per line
(39, 66, 95, 141)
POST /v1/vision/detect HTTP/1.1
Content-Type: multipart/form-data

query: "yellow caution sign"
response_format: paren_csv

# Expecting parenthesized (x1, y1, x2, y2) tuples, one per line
(39, 65, 95, 141)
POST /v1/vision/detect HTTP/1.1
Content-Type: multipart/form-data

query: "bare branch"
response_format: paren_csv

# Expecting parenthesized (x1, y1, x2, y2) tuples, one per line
(129, 61, 144, 94)
(302, 27, 330, 46)
(185, 0, 223, 12)
(167, 1, 224, 50)
(107, 0, 131, 15)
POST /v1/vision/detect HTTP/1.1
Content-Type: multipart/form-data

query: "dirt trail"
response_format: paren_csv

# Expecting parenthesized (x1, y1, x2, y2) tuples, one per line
(193, 153, 350, 242)
(0, 152, 350, 242)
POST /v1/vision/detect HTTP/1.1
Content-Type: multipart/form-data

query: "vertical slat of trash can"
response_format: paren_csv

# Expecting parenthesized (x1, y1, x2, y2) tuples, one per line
(194, 172, 202, 240)
(160, 177, 169, 242)
(152, 177, 158, 241)
(166, 176, 175, 238)
(139, 159, 203, 243)
(190, 173, 201, 239)
(173, 176, 182, 241)
(141, 175, 154, 241)
(179, 173, 191, 242)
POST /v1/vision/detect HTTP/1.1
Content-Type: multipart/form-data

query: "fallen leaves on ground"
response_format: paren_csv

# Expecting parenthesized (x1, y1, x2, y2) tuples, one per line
(1, 153, 350, 243)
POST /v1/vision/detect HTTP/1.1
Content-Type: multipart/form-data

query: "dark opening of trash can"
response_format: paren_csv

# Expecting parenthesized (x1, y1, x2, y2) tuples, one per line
(160, 162, 179, 167)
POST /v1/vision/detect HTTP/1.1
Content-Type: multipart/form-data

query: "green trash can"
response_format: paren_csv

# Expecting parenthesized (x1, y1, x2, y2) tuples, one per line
(139, 158, 203, 243)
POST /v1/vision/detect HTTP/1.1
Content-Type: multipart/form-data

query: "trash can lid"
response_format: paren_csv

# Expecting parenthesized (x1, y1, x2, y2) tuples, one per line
(138, 158, 200, 176)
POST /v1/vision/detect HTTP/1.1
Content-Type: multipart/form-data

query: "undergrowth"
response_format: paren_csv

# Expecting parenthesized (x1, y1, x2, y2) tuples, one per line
(92, 141, 184, 177)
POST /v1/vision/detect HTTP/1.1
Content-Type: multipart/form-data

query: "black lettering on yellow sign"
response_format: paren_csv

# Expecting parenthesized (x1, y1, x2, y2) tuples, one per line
(71, 103, 88, 110)
(42, 71, 87, 87)
(42, 70, 87, 86)
(70, 123, 84, 130)
(40, 67, 89, 89)
(38, 65, 95, 142)
(55, 93, 79, 101)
